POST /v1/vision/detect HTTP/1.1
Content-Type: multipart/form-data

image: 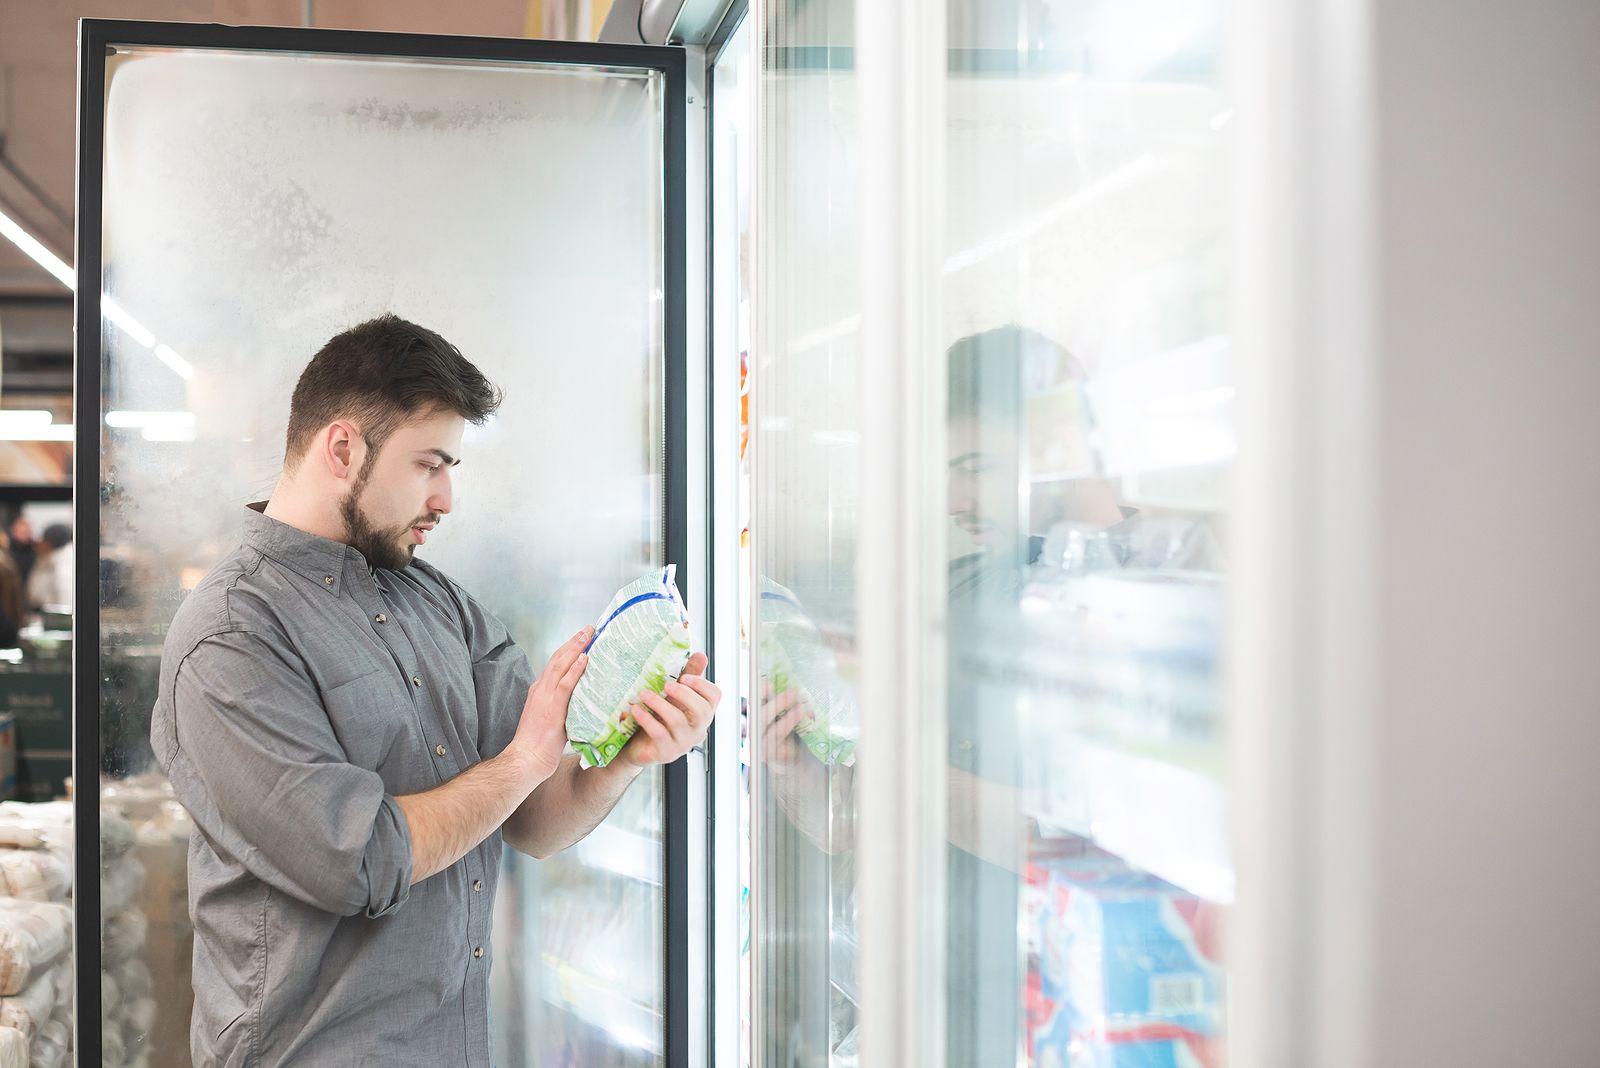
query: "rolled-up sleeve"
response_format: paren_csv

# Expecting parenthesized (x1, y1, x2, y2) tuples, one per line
(168, 629, 413, 918)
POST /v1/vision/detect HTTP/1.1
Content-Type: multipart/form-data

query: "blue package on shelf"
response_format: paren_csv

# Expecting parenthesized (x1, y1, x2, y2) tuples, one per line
(1031, 851, 1225, 1068)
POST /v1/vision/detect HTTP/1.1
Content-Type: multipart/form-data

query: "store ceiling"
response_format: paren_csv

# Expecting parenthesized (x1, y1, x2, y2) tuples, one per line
(0, 0, 546, 303)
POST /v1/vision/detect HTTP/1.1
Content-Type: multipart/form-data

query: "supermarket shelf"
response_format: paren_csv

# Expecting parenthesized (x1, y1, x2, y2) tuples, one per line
(829, 921, 859, 1004)
(564, 824, 662, 885)
(1031, 737, 1233, 903)
(541, 954, 662, 1055)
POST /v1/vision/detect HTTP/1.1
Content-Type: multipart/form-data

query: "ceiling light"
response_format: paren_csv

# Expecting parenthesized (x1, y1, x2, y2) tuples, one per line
(0, 410, 55, 429)
(0, 204, 73, 288)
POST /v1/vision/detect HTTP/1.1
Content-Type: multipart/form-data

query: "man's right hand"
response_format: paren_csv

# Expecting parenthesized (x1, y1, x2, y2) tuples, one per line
(509, 625, 592, 782)
(760, 679, 816, 770)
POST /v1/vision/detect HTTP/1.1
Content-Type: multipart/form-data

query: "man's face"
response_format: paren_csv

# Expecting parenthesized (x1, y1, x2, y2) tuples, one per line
(340, 408, 465, 570)
(946, 416, 1019, 551)
(9, 518, 31, 544)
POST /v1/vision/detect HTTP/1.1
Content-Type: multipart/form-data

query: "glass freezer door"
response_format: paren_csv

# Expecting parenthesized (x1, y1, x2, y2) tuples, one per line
(73, 21, 689, 1068)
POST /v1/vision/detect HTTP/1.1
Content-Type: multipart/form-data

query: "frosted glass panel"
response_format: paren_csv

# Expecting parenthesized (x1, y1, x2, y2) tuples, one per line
(96, 45, 666, 1067)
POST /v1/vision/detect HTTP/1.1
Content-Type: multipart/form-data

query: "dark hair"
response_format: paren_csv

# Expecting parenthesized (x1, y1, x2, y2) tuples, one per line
(40, 524, 72, 550)
(284, 314, 502, 467)
(946, 324, 1082, 427)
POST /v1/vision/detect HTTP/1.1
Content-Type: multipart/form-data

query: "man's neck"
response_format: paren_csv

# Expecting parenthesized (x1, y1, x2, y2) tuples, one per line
(262, 478, 349, 546)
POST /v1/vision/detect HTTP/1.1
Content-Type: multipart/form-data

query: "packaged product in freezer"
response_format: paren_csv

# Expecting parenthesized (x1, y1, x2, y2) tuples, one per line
(0, 899, 70, 996)
(0, 1026, 22, 1068)
(759, 578, 859, 766)
(0, 850, 70, 902)
(28, 1017, 68, 1068)
(0, 958, 67, 1038)
(1046, 1034, 1222, 1068)
(1031, 854, 1223, 1068)
(566, 566, 693, 768)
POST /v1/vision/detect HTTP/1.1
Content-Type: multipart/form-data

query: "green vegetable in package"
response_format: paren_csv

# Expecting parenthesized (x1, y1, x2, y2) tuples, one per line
(760, 578, 858, 766)
(566, 566, 693, 768)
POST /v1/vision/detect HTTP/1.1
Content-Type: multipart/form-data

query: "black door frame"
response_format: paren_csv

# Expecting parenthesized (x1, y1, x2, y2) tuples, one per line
(73, 18, 689, 1066)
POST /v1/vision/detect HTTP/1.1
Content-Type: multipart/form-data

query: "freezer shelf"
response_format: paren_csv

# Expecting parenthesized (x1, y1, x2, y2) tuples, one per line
(540, 952, 663, 1055)
(1032, 736, 1232, 903)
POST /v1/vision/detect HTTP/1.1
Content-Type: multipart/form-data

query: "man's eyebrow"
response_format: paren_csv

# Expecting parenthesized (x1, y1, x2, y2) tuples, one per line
(423, 448, 461, 467)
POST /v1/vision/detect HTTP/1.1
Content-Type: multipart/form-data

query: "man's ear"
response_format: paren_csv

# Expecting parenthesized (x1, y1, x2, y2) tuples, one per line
(322, 420, 364, 481)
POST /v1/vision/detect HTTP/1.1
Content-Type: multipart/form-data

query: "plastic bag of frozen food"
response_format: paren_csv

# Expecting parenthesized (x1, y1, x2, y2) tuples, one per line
(0, 959, 66, 1037)
(565, 566, 693, 769)
(760, 578, 859, 766)
(0, 1026, 23, 1068)
(0, 850, 70, 903)
(102, 908, 148, 966)
(0, 900, 71, 997)
(28, 1017, 68, 1068)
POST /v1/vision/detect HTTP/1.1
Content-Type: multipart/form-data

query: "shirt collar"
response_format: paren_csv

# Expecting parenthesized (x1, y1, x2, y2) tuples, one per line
(242, 502, 369, 593)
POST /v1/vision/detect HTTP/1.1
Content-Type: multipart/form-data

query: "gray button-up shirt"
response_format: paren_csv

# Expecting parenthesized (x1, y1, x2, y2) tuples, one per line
(153, 503, 534, 1067)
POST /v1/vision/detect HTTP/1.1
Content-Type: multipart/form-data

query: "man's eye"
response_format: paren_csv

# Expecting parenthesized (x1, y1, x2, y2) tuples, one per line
(420, 463, 439, 473)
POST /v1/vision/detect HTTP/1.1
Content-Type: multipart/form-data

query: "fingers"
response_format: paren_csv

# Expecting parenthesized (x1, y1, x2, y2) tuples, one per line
(629, 700, 672, 751)
(771, 698, 809, 739)
(638, 689, 694, 745)
(678, 673, 722, 706)
(681, 651, 709, 678)
(761, 685, 800, 724)
(546, 625, 594, 678)
(558, 652, 589, 693)
(662, 678, 719, 734)
(550, 620, 601, 671)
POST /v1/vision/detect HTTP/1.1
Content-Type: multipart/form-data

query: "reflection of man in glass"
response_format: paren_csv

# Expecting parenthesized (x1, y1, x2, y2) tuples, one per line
(153, 315, 721, 1066)
(763, 324, 1221, 1065)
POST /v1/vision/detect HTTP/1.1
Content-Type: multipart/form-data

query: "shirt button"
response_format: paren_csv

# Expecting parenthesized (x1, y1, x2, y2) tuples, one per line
(375, 613, 387, 624)
(323, 575, 335, 586)
(435, 744, 446, 757)
(473, 946, 484, 959)
(473, 879, 483, 892)
(411, 676, 422, 688)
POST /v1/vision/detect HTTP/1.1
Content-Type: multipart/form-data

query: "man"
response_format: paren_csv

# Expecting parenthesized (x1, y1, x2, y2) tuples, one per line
(0, 531, 23, 646)
(152, 314, 720, 1066)
(24, 524, 72, 611)
(6, 517, 36, 586)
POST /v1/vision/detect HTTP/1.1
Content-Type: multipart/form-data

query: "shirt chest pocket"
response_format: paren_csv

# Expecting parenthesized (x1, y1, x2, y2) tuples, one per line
(320, 671, 424, 781)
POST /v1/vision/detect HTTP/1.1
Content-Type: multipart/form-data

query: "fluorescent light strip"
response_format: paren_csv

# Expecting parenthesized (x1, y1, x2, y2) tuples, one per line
(0, 410, 55, 429)
(0, 425, 73, 442)
(153, 342, 196, 381)
(105, 410, 196, 429)
(100, 295, 155, 347)
(0, 204, 196, 382)
(0, 204, 74, 288)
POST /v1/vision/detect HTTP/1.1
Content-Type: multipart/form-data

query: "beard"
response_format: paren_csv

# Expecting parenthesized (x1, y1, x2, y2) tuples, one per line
(340, 458, 429, 571)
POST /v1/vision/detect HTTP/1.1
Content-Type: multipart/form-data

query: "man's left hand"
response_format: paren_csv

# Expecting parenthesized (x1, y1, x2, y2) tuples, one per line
(620, 652, 721, 767)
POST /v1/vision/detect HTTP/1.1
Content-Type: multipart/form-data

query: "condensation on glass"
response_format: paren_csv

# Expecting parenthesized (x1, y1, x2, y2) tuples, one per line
(940, 2, 1233, 1066)
(96, 44, 667, 1066)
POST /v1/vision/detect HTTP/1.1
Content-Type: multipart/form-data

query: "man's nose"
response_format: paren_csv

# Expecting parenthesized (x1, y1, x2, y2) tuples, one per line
(428, 471, 454, 516)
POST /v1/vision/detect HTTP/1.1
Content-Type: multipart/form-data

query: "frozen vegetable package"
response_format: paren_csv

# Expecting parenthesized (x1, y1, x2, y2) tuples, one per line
(760, 578, 859, 766)
(565, 566, 693, 769)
